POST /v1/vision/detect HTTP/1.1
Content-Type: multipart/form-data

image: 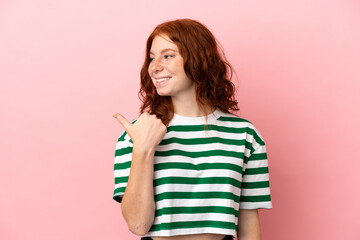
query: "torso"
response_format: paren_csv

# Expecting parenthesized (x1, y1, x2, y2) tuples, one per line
(152, 233, 226, 240)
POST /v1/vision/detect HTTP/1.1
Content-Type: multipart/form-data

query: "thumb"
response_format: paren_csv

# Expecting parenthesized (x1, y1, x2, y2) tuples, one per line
(113, 113, 132, 134)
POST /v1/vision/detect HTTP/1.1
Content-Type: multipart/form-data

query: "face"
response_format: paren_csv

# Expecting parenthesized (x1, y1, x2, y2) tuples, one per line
(148, 34, 195, 99)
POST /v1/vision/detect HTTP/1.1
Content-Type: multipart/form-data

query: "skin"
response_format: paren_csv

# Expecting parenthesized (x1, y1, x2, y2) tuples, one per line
(237, 209, 262, 240)
(112, 34, 262, 240)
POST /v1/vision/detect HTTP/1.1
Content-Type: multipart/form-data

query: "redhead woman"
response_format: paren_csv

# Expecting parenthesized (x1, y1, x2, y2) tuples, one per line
(112, 18, 272, 240)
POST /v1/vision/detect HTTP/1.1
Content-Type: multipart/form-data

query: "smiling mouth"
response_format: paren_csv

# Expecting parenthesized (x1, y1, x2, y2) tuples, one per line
(155, 77, 171, 87)
(156, 77, 172, 82)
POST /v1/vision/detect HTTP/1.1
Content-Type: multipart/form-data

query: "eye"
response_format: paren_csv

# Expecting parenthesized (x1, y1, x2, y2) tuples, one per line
(148, 57, 154, 62)
(164, 55, 174, 59)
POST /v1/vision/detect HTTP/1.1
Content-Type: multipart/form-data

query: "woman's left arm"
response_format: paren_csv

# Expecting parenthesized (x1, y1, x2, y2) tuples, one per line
(237, 209, 261, 240)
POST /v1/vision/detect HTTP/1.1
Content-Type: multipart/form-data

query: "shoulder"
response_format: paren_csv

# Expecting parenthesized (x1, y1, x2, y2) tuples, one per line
(216, 110, 257, 129)
(216, 110, 265, 142)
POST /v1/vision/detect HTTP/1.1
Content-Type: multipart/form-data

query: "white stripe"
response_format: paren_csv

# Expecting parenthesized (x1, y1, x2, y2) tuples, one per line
(114, 182, 127, 189)
(242, 173, 269, 182)
(114, 154, 132, 164)
(154, 183, 241, 195)
(245, 159, 268, 167)
(154, 155, 243, 165)
(114, 168, 130, 178)
(243, 159, 268, 173)
(163, 130, 251, 145)
(252, 144, 267, 154)
(152, 212, 235, 225)
(113, 193, 123, 198)
(241, 187, 271, 196)
(156, 141, 248, 153)
(155, 168, 242, 180)
(115, 140, 132, 149)
(157, 198, 239, 209)
(239, 201, 272, 209)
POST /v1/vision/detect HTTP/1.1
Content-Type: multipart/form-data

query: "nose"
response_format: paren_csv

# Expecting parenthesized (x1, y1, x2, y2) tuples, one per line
(150, 58, 164, 73)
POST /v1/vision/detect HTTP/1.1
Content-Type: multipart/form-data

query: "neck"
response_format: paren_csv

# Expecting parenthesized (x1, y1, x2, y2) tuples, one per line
(172, 98, 214, 117)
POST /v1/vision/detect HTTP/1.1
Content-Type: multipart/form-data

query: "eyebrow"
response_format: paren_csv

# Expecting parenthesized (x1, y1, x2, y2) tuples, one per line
(149, 48, 177, 55)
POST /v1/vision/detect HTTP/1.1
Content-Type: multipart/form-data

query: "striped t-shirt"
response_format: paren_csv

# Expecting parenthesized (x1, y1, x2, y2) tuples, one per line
(113, 108, 272, 238)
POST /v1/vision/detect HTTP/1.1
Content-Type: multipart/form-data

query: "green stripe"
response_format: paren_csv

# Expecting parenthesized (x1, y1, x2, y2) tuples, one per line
(217, 116, 251, 123)
(241, 181, 269, 189)
(118, 131, 127, 141)
(154, 176, 242, 189)
(115, 146, 132, 156)
(113, 187, 126, 195)
(244, 150, 266, 164)
(114, 176, 128, 184)
(154, 162, 242, 174)
(249, 152, 267, 160)
(114, 161, 131, 170)
(240, 194, 271, 202)
(160, 137, 247, 146)
(118, 134, 133, 143)
(155, 206, 239, 217)
(244, 167, 269, 175)
(149, 220, 236, 232)
(155, 149, 244, 159)
(245, 140, 254, 153)
(167, 124, 248, 134)
(155, 191, 240, 203)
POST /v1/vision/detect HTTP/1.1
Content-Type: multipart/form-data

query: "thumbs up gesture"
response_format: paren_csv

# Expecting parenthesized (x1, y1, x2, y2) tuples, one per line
(113, 112, 167, 152)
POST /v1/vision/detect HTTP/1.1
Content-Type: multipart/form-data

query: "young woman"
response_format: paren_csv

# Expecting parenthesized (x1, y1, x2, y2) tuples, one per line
(112, 18, 272, 240)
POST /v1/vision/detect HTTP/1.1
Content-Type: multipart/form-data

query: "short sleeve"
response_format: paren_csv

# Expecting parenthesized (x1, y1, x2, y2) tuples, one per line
(112, 129, 134, 203)
(239, 123, 272, 209)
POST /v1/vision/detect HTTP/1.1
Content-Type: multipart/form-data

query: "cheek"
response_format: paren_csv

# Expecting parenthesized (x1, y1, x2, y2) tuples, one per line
(168, 61, 185, 74)
(147, 63, 152, 75)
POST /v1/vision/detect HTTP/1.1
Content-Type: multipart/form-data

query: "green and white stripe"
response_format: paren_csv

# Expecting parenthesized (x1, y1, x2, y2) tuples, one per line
(113, 109, 272, 237)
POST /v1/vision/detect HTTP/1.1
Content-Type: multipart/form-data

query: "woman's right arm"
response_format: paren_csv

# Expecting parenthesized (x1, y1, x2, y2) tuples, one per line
(121, 145, 156, 235)
(113, 112, 167, 235)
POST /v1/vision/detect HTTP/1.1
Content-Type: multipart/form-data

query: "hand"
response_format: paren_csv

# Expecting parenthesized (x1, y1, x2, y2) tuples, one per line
(113, 112, 167, 151)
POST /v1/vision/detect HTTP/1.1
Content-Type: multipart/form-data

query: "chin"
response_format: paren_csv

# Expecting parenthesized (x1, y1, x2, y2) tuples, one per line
(156, 91, 170, 96)
(156, 88, 175, 97)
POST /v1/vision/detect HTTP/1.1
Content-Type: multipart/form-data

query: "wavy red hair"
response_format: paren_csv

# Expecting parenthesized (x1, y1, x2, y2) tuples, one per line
(138, 18, 239, 126)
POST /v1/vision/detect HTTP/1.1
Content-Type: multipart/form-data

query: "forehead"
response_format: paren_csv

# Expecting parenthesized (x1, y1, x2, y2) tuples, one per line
(149, 35, 178, 54)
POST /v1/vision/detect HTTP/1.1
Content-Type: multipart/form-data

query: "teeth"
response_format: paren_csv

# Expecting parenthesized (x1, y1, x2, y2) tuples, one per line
(156, 77, 171, 82)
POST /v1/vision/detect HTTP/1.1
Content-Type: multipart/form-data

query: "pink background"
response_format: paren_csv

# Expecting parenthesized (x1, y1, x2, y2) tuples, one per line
(1, 0, 359, 239)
